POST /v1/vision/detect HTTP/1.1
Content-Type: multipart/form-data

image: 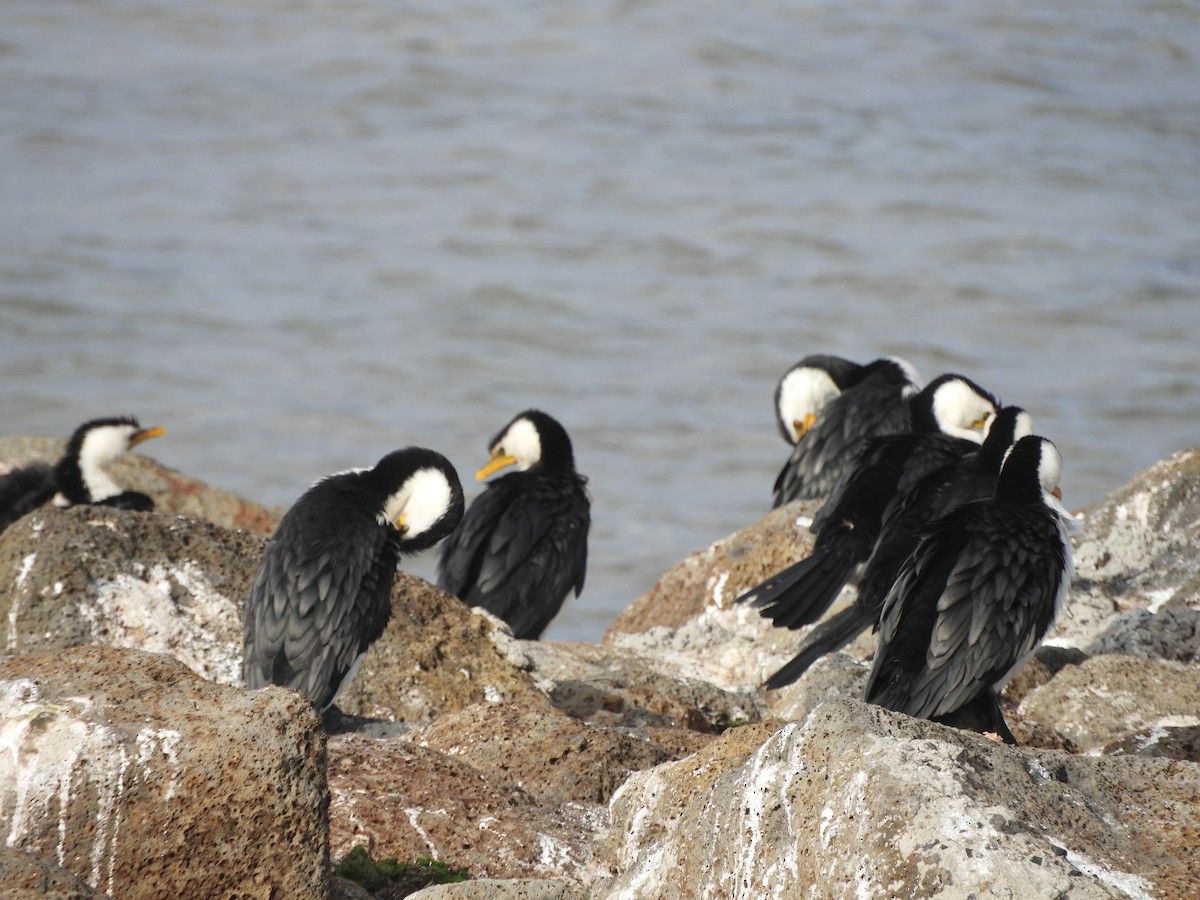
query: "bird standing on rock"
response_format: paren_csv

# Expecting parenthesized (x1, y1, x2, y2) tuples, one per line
(743, 373, 999, 636)
(863, 435, 1078, 743)
(761, 405, 1034, 689)
(242, 447, 464, 712)
(772, 356, 921, 507)
(0, 416, 165, 533)
(437, 409, 590, 640)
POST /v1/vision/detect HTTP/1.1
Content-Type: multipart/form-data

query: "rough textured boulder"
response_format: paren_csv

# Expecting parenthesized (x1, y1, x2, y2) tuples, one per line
(0, 505, 550, 722)
(0, 436, 280, 536)
(326, 733, 613, 884)
(334, 578, 553, 723)
(0, 507, 261, 683)
(411, 702, 680, 805)
(0, 846, 109, 899)
(605, 499, 823, 637)
(408, 882, 586, 900)
(0, 646, 328, 899)
(1019, 654, 1200, 755)
(598, 700, 1199, 899)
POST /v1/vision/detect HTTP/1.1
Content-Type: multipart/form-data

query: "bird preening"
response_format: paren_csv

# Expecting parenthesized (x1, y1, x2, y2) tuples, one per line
(0, 416, 165, 534)
(749, 355, 1079, 744)
(242, 446, 465, 713)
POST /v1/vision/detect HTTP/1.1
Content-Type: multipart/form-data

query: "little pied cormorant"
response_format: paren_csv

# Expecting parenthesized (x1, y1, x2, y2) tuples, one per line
(743, 373, 999, 634)
(863, 434, 1078, 743)
(0, 416, 165, 534)
(436, 409, 590, 640)
(772, 356, 920, 507)
(774, 355, 864, 446)
(762, 405, 1033, 690)
(242, 446, 464, 712)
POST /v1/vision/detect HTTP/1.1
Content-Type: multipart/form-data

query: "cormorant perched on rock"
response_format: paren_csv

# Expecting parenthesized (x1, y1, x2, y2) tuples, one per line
(243, 447, 464, 712)
(762, 405, 1033, 689)
(863, 435, 1078, 743)
(0, 416, 165, 533)
(772, 356, 920, 507)
(436, 409, 590, 640)
(743, 373, 999, 633)
(774, 354, 864, 446)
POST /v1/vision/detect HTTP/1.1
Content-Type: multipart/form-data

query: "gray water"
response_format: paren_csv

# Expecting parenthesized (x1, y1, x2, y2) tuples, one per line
(2, 0, 1198, 642)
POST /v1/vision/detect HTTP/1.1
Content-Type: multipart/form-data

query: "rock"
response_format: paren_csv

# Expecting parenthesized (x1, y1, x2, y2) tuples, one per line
(407, 880, 586, 900)
(0, 846, 108, 899)
(522, 641, 763, 734)
(599, 700, 1199, 899)
(0, 645, 328, 899)
(326, 732, 613, 885)
(1058, 447, 1200, 653)
(0, 505, 549, 722)
(334, 576, 553, 723)
(0, 435, 280, 536)
(411, 702, 680, 805)
(604, 499, 822, 638)
(1018, 654, 1200, 753)
(0, 506, 261, 683)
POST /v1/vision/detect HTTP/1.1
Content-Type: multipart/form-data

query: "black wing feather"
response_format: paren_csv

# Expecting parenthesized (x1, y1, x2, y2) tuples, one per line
(243, 481, 399, 710)
(437, 471, 589, 639)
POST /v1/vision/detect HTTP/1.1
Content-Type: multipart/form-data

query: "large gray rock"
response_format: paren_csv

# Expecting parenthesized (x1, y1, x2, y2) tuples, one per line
(598, 700, 1198, 899)
(0, 646, 328, 899)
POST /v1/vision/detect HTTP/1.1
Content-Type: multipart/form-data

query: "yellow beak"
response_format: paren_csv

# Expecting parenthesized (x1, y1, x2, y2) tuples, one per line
(793, 412, 817, 442)
(129, 426, 165, 448)
(394, 512, 409, 534)
(476, 453, 517, 481)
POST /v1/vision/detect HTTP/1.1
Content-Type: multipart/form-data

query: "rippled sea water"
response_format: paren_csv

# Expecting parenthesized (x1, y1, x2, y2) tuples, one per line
(2, 0, 1198, 640)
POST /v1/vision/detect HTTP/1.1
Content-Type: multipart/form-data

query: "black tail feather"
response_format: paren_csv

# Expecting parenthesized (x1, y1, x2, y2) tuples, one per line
(763, 602, 878, 689)
(738, 542, 860, 631)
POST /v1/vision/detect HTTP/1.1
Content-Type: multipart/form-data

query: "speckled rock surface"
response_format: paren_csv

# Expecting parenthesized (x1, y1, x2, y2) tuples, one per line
(0, 646, 328, 900)
(327, 732, 613, 884)
(1018, 654, 1200, 754)
(522, 640, 764, 733)
(0, 506, 261, 683)
(597, 700, 1199, 900)
(0, 505, 550, 722)
(407, 880, 586, 900)
(0, 435, 280, 536)
(603, 499, 823, 638)
(0, 846, 109, 899)
(411, 702, 680, 805)
(334, 575, 553, 723)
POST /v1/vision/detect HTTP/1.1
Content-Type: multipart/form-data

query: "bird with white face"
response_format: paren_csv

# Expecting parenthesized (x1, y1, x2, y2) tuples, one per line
(437, 409, 590, 640)
(863, 434, 1079, 742)
(242, 446, 464, 713)
(772, 356, 921, 507)
(743, 373, 999, 634)
(0, 416, 165, 533)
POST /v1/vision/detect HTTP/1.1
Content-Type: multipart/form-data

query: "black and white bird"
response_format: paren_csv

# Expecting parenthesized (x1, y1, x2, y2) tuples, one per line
(774, 355, 864, 446)
(863, 435, 1079, 743)
(436, 409, 590, 640)
(242, 447, 464, 712)
(0, 416, 165, 533)
(744, 373, 999, 635)
(762, 405, 1033, 689)
(772, 356, 920, 507)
